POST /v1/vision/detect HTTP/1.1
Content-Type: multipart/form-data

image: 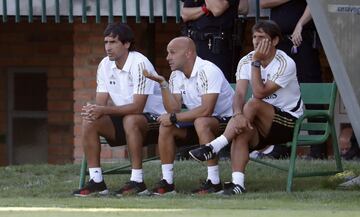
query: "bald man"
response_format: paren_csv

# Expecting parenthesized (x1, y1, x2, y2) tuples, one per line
(144, 37, 234, 195)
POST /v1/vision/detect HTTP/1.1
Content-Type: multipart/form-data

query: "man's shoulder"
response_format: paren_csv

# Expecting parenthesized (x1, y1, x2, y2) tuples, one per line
(275, 50, 296, 67)
(128, 51, 153, 67)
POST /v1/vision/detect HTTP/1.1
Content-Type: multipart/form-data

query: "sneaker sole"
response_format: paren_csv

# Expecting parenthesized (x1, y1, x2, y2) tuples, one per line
(152, 190, 177, 196)
(73, 189, 109, 197)
(116, 189, 150, 197)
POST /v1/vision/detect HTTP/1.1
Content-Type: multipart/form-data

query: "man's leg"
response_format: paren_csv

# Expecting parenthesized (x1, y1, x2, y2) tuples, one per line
(225, 99, 275, 195)
(192, 117, 224, 194)
(114, 114, 151, 196)
(73, 116, 116, 196)
(152, 124, 186, 195)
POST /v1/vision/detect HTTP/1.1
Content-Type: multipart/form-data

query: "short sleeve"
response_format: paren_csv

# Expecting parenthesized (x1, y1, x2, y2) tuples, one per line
(270, 55, 296, 88)
(197, 67, 222, 95)
(132, 59, 156, 95)
(96, 61, 108, 93)
(169, 71, 182, 94)
(235, 54, 251, 81)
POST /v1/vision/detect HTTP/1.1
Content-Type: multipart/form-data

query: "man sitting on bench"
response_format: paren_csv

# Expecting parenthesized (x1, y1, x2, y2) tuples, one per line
(73, 23, 165, 197)
(189, 20, 304, 195)
(143, 37, 234, 195)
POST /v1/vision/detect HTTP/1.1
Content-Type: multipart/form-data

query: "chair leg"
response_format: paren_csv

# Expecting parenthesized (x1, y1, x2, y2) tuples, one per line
(287, 142, 298, 192)
(330, 122, 343, 172)
(79, 156, 87, 189)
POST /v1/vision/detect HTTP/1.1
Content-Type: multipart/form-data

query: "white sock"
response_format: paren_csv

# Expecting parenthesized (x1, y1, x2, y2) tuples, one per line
(232, 171, 245, 189)
(207, 135, 229, 153)
(89, 167, 103, 183)
(130, 169, 143, 183)
(161, 164, 174, 184)
(207, 165, 220, 184)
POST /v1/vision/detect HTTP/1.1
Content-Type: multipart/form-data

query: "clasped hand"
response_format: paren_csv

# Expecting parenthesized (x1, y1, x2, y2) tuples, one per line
(81, 103, 104, 122)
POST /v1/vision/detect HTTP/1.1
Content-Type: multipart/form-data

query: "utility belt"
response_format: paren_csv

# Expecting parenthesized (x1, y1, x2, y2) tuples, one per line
(184, 29, 232, 54)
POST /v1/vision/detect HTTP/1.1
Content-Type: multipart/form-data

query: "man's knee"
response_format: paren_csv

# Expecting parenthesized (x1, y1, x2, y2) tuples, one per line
(123, 115, 147, 133)
(244, 98, 263, 113)
(194, 117, 214, 133)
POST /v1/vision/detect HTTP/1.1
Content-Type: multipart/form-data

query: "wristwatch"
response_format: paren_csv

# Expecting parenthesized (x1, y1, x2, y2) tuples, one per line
(170, 113, 177, 124)
(251, 60, 261, 68)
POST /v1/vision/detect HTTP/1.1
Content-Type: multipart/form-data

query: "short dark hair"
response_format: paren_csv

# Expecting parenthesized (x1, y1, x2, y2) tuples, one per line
(104, 23, 135, 51)
(252, 20, 283, 41)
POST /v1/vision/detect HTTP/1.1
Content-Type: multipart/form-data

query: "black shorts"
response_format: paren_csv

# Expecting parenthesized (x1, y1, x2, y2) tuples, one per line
(108, 113, 160, 147)
(175, 116, 231, 146)
(256, 106, 297, 150)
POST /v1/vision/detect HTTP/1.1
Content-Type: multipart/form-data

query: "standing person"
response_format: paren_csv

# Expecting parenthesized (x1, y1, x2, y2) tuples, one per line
(181, 0, 248, 82)
(72, 23, 165, 197)
(189, 20, 304, 195)
(143, 37, 234, 195)
(260, 0, 326, 159)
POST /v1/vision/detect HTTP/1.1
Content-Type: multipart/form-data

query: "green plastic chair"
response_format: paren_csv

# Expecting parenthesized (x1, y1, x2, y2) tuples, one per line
(249, 83, 343, 192)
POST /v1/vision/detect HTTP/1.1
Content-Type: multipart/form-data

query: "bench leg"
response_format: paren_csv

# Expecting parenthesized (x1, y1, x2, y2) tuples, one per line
(79, 156, 87, 189)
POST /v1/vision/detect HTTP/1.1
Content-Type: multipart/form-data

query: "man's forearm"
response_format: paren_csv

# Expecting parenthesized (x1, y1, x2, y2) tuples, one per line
(260, 0, 290, 9)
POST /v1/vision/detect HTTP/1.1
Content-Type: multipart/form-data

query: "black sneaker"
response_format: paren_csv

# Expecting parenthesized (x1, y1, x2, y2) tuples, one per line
(223, 182, 246, 195)
(73, 179, 109, 197)
(191, 179, 223, 195)
(115, 181, 150, 196)
(151, 179, 176, 195)
(189, 145, 216, 162)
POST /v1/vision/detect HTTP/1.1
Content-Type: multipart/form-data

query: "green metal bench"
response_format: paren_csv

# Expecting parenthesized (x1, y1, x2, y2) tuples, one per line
(245, 82, 343, 192)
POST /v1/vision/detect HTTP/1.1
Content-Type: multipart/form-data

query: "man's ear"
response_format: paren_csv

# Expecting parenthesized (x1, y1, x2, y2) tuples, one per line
(272, 36, 279, 47)
(124, 42, 130, 49)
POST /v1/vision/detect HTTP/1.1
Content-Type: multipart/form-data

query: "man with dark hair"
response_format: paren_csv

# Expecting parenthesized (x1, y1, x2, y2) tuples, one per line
(260, 0, 326, 159)
(144, 36, 234, 195)
(73, 23, 165, 197)
(189, 20, 304, 195)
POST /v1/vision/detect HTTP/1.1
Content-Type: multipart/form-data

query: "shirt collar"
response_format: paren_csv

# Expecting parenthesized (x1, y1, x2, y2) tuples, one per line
(110, 51, 134, 72)
(189, 56, 202, 78)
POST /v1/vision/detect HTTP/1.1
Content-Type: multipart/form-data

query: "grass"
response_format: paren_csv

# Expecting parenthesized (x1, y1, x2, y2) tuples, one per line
(0, 159, 360, 216)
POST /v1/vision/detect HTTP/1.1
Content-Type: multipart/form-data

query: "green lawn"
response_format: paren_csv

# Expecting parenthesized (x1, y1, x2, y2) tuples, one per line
(0, 160, 360, 216)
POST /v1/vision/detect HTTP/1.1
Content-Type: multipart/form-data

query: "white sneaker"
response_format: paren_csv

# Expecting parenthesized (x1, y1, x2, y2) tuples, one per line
(338, 175, 360, 188)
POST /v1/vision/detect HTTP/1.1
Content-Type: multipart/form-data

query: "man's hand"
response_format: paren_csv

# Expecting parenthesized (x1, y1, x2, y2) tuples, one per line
(143, 69, 166, 84)
(157, 113, 173, 127)
(232, 114, 253, 134)
(253, 38, 271, 62)
(291, 23, 303, 47)
(81, 103, 105, 121)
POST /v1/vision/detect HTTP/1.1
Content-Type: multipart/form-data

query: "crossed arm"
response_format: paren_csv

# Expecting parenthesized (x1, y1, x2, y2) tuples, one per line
(181, 0, 230, 22)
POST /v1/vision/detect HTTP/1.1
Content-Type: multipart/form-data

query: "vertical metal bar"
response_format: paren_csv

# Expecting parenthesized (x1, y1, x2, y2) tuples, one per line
(175, 0, 180, 23)
(95, 0, 100, 23)
(7, 72, 14, 165)
(162, 0, 167, 23)
(135, 0, 140, 23)
(108, 0, 113, 23)
(121, 0, 127, 23)
(68, 0, 74, 23)
(149, 0, 154, 23)
(55, 0, 60, 23)
(256, 0, 260, 23)
(28, 0, 33, 23)
(41, 0, 47, 23)
(82, 0, 87, 23)
(2, 0, 7, 23)
(15, 0, 20, 23)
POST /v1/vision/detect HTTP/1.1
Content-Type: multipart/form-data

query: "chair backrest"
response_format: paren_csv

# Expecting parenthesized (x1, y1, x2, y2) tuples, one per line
(300, 83, 337, 105)
(299, 82, 337, 137)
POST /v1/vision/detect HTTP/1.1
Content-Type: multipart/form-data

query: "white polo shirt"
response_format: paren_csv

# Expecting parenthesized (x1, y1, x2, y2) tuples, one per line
(96, 51, 166, 115)
(236, 50, 304, 118)
(169, 56, 234, 117)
